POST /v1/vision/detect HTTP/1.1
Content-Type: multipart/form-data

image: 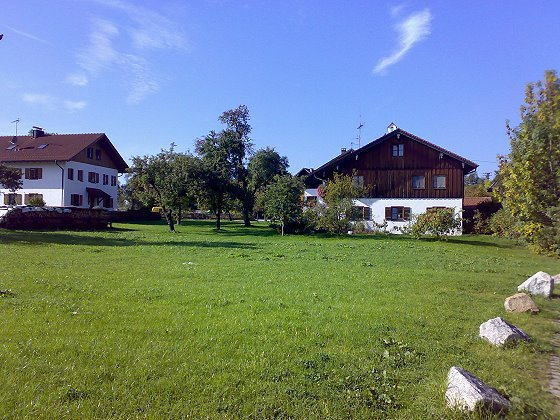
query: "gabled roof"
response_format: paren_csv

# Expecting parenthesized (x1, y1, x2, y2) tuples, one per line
(0, 133, 128, 172)
(307, 128, 478, 175)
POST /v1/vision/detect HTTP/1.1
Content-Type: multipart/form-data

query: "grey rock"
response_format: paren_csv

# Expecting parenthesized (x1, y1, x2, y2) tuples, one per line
(504, 293, 539, 314)
(517, 271, 554, 297)
(445, 366, 510, 414)
(479, 317, 530, 346)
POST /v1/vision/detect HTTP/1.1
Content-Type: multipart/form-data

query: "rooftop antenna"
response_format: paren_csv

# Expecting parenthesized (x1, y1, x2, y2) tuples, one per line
(11, 118, 20, 136)
(356, 117, 364, 148)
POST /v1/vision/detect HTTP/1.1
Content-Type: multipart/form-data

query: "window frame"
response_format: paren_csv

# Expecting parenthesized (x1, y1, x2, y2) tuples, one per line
(4, 193, 22, 205)
(77, 170, 83, 182)
(103, 174, 109, 185)
(70, 194, 83, 206)
(86, 147, 94, 159)
(68, 168, 74, 180)
(392, 144, 404, 157)
(433, 175, 447, 189)
(95, 149, 102, 160)
(412, 175, 425, 190)
(385, 206, 411, 222)
(25, 167, 43, 180)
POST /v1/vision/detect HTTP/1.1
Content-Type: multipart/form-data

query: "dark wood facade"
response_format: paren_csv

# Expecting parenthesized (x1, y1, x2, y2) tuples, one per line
(303, 129, 477, 199)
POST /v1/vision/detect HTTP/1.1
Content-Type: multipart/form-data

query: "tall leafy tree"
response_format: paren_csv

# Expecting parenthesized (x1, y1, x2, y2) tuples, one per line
(495, 70, 560, 255)
(247, 147, 289, 216)
(218, 105, 254, 226)
(0, 165, 22, 191)
(128, 145, 200, 232)
(195, 131, 234, 230)
(258, 174, 304, 236)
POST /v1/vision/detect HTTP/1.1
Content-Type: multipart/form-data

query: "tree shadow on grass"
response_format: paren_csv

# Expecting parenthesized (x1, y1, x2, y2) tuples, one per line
(0, 230, 258, 249)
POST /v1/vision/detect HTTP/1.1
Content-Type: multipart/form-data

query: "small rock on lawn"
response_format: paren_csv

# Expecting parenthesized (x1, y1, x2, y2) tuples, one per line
(445, 366, 510, 414)
(479, 317, 530, 346)
(517, 271, 554, 297)
(504, 293, 539, 314)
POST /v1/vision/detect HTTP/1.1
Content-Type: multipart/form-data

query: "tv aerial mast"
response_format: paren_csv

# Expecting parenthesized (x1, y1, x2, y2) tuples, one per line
(11, 118, 20, 136)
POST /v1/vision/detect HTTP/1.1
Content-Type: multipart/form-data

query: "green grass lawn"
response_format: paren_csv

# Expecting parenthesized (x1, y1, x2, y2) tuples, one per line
(1, 221, 559, 419)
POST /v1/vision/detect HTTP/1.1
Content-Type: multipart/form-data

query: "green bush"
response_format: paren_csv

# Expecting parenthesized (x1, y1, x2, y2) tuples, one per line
(488, 208, 519, 238)
(27, 196, 45, 207)
(411, 208, 461, 239)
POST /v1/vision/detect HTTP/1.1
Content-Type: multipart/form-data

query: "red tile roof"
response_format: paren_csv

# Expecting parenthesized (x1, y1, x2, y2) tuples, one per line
(0, 133, 128, 172)
(463, 196, 493, 207)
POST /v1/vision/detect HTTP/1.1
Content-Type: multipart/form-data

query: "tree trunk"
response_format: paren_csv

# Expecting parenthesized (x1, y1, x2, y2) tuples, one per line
(216, 210, 221, 230)
(242, 207, 251, 227)
(164, 209, 175, 232)
(281, 221, 284, 236)
(176, 204, 182, 225)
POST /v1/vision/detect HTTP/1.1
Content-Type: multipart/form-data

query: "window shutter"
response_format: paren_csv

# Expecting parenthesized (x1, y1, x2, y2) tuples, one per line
(404, 207, 411, 220)
(385, 207, 391, 220)
(4, 195, 9, 205)
(25, 168, 30, 179)
(38, 168, 42, 179)
(364, 207, 371, 220)
(16, 194, 22, 205)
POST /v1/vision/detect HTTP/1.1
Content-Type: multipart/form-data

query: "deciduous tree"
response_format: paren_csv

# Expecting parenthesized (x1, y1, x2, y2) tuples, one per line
(258, 175, 304, 236)
(494, 70, 560, 255)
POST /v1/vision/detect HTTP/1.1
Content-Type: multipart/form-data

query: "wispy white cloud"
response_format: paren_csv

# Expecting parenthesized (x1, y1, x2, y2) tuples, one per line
(4, 25, 54, 46)
(65, 0, 187, 104)
(63, 100, 87, 111)
(390, 3, 407, 17)
(373, 9, 432, 74)
(66, 73, 89, 86)
(91, 0, 187, 50)
(22, 93, 87, 112)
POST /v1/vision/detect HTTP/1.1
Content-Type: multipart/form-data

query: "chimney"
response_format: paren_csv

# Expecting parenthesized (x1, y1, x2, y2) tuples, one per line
(387, 122, 397, 133)
(31, 126, 45, 138)
(341, 147, 347, 154)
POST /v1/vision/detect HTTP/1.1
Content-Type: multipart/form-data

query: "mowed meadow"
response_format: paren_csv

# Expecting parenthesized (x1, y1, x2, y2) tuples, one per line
(1, 221, 559, 418)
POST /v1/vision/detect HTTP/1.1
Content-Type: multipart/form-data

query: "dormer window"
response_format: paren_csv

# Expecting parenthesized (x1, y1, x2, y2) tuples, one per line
(392, 144, 404, 157)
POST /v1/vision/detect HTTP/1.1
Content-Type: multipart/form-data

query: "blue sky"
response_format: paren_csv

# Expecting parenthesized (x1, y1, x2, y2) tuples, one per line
(1, 1, 559, 176)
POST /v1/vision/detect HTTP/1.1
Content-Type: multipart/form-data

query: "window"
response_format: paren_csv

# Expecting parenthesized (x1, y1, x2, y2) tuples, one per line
(352, 175, 364, 188)
(385, 206, 411, 221)
(37, 144, 48, 149)
(77, 170, 83, 182)
(88, 171, 99, 183)
(24, 193, 43, 205)
(351, 206, 371, 221)
(87, 147, 94, 159)
(111, 175, 117, 186)
(103, 174, 109, 185)
(392, 144, 404, 157)
(412, 175, 425, 189)
(68, 168, 74, 180)
(95, 149, 102, 160)
(433, 175, 446, 189)
(24, 168, 42, 180)
(71, 194, 84, 206)
(4, 193, 22, 205)
(103, 196, 114, 208)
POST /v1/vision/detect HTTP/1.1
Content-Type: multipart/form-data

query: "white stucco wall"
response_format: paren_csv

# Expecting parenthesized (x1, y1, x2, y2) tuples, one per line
(0, 160, 119, 210)
(63, 161, 118, 209)
(304, 188, 463, 235)
(0, 162, 64, 206)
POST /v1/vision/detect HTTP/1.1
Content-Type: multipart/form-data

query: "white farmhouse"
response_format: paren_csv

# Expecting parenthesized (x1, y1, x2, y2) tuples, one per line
(0, 127, 128, 212)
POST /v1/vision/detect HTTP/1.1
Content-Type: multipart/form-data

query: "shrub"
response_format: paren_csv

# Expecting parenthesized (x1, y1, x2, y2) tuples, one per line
(410, 208, 461, 239)
(488, 208, 519, 238)
(27, 196, 45, 207)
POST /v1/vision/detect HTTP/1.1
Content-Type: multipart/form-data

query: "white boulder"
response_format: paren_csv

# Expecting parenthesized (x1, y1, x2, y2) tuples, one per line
(517, 271, 554, 297)
(445, 366, 510, 414)
(479, 317, 530, 347)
